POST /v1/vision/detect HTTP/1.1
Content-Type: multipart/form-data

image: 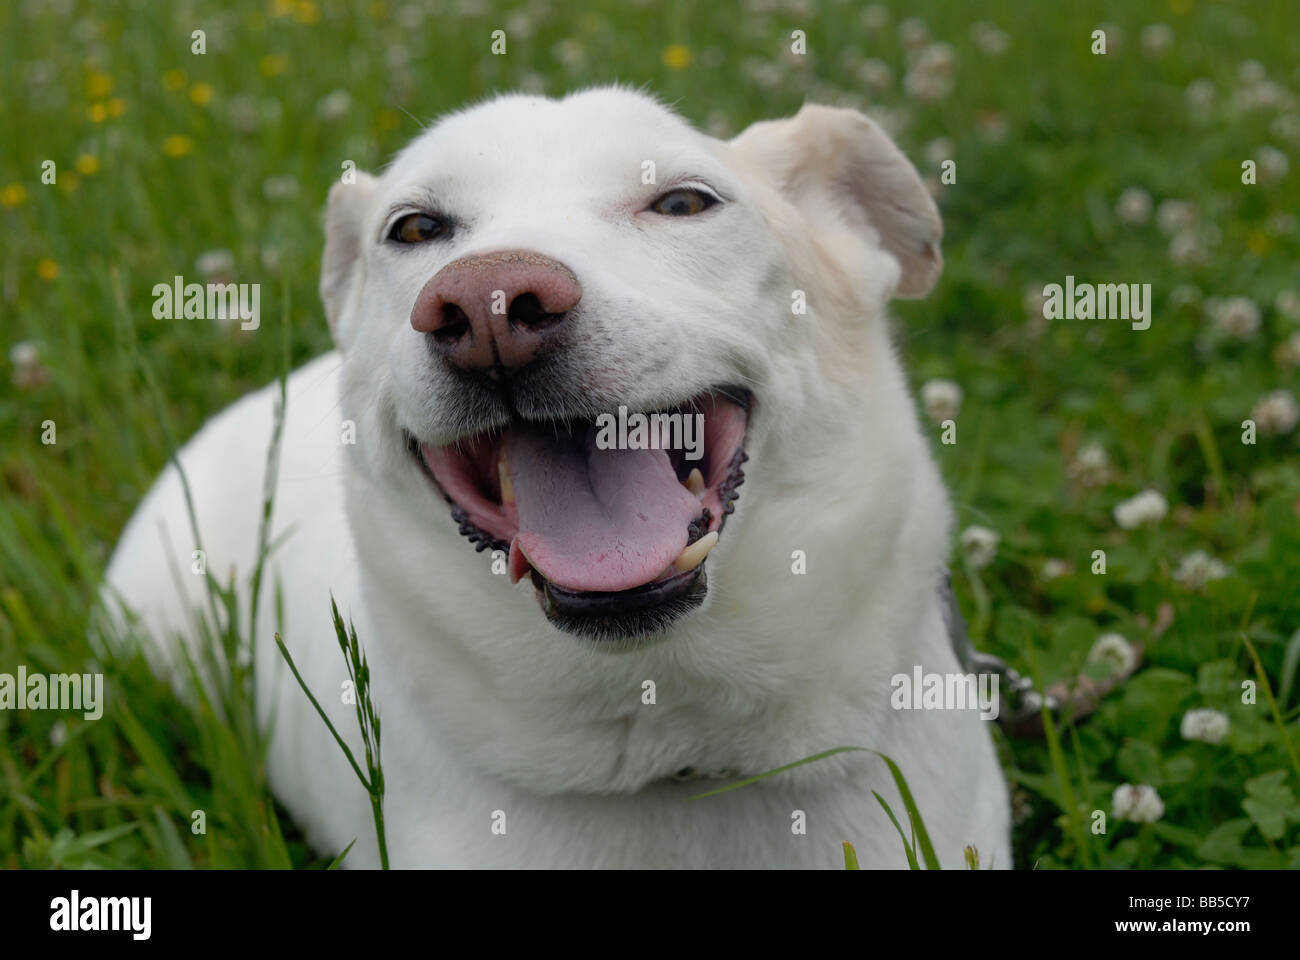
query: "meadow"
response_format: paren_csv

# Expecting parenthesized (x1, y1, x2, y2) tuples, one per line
(1, 0, 1298, 869)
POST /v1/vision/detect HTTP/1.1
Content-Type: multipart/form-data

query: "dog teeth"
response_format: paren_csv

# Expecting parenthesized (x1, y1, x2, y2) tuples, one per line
(672, 530, 718, 573)
(684, 468, 705, 497)
(498, 451, 515, 505)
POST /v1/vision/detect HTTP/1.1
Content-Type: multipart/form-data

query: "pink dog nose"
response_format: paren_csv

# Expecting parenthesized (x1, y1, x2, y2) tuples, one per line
(411, 250, 582, 374)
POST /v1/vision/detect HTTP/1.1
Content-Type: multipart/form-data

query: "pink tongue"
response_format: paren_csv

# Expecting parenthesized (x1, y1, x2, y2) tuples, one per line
(506, 426, 702, 592)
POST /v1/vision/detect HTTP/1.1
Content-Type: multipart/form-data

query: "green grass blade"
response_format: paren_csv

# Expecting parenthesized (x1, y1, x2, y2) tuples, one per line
(842, 840, 859, 870)
(872, 791, 920, 870)
(876, 752, 940, 870)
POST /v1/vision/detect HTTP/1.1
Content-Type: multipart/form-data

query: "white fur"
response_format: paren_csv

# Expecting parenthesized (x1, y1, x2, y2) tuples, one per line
(106, 88, 1010, 868)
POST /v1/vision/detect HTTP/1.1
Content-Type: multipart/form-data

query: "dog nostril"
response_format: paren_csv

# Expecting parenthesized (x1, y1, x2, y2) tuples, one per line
(508, 292, 565, 332)
(435, 303, 471, 343)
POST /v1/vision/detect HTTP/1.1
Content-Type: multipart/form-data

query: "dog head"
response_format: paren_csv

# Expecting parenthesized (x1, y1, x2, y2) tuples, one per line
(321, 87, 941, 649)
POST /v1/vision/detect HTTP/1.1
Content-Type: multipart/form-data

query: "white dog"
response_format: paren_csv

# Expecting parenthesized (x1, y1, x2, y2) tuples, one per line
(106, 87, 1011, 868)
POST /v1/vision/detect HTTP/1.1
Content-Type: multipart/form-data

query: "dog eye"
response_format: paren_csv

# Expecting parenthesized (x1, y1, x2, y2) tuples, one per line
(388, 213, 452, 244)
(649, 188, 719, 217)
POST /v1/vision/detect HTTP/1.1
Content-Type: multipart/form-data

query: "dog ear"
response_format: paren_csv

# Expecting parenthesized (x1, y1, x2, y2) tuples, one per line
(729, 104, 941, 298)
(320, 171, 378, 347)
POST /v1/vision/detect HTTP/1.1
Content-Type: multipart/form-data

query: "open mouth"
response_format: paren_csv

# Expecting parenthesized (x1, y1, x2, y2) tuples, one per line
(408, 388, 750, 641)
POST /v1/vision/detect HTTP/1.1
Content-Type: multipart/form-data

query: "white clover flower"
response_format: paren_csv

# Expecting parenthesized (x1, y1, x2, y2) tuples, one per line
(1168, 231, 1206, 266)
(1140, 23, 1174, 57)
(262, 175, 299, 199)
(1172, 550, 1229, 589)
(1272, 114, 1300, 144)
(504, 10, 533, 39)
(552, 38, 584, 69)
(1212, 296, 1261, 340)
(1275, 332, 1300, 368)
(10, 341, 39, 368)
(1252, 389, 1300, 435)
(743, 57, 784, 91)
(860, 3, 889, 31)
(1256, 145, 1289, 182)
(1114, 489, 1168, 529)
(1181, 708, 1230, 744)
(867, 106, 910, 138)
(1156, 199, 1196, 235)
(903, 44, 955, 102)
(1115, 187, 1153, 225)
(1024, 283, 1047, 319)
(970, 21, 1009, 55)
(1268, 212, 1294, 233)
(855, 58, 892, 93)
(227, 93, 260, 134)
(1275, 290, 1300, 321)
(315, 89, 352, 120)
(1069, 442, 1111, 487)
(960, 525, 1000, 569)
(898, 16, 928, 50)
(924, 137, 953, 169)
(9, 340, 49, 389)
(1113, 784, 1164, 822)
(1185, 78, 1215, 110)
(195, 249, 235, 282)
(1268, 211, 1297, 233)
(1236, 80, 1289, 112)
(1238, 60, 1267, 85)
(921, 378, 962, 422)
(1089, 632, 1138, 676)
(49, 721, 68, 748)
(1041, 558, 1070, 581)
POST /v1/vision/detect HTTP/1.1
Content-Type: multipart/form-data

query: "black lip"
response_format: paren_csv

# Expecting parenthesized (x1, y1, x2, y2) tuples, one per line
(533, 565, 708, 643)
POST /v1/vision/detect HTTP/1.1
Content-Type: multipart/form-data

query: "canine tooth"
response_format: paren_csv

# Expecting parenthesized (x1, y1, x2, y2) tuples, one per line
(673, 531, 718, 573)
(685, 468, 705, 496)
(498, 452, 515, 505)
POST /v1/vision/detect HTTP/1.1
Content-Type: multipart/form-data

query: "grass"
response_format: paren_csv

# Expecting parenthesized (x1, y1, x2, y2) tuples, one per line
(2, 0, 1300, 868)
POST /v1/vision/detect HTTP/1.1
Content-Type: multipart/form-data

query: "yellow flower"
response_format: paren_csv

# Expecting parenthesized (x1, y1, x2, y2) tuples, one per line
(377, 108, 399, 131)
(58, 172, 81, 193)
(88, 101, 108, 123)
(259, 54, 289, 77)
(294, 0, 320, 24)
(163, 135, 195, 157)
(108, 97, 126, 117)
(86, 71, 113, 98)
(75, 154, 100, 175)
(1, 183, 27, 207)
(163, 69, 186, 91)
(1247, 231, 1272, 255)
(662, 44, 692, 70)
(190, 82, 214, 106)
(37, 259, 59, 281)
(271, 0, 295, 16)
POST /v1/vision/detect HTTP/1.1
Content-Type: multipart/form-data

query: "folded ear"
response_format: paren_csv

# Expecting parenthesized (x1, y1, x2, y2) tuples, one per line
(320, 171, 378, 347)
(729, 104, 941, 298)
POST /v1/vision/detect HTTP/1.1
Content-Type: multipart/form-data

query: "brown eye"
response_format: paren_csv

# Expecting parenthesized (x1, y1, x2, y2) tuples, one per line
(388, 213, 451, 244)
(649, 188, 718, 217)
